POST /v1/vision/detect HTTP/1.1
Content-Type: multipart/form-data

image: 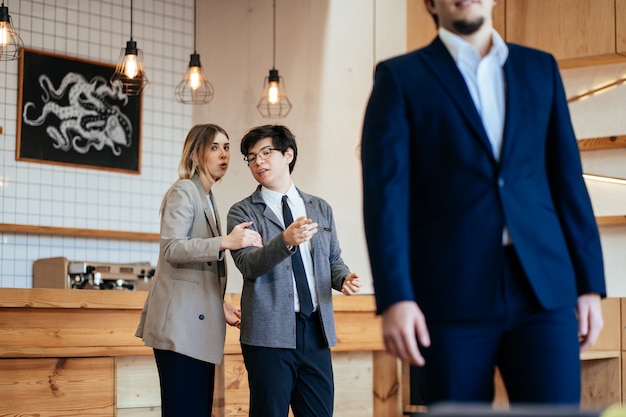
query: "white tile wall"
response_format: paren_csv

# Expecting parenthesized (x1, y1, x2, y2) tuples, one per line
(0, 0, 196, 287)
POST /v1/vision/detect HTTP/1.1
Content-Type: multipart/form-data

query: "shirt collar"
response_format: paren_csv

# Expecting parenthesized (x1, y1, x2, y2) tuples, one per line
(438, 27, 509, 68)
(260, 182, 298, 207)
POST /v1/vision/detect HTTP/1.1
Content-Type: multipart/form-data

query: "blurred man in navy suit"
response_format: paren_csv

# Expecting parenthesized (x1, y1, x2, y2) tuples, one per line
(361, 0, 606, 406)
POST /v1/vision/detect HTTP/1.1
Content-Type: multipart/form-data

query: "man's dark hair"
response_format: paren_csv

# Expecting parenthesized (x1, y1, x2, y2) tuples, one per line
(240, 124, 298, 173)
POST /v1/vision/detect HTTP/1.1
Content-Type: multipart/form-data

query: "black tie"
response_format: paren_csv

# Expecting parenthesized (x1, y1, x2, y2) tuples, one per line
(282, 195, 314, 317)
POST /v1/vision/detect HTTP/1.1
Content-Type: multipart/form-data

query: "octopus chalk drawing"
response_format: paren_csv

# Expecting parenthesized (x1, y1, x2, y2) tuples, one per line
(22, 72, 133, 156)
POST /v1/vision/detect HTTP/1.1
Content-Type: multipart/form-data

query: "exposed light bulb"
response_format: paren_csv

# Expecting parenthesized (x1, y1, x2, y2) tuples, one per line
(0, 22, 8, 45)
(189, 66, 201, 91)
(123, 53, 139, 79)
(268, 81, 280, 104)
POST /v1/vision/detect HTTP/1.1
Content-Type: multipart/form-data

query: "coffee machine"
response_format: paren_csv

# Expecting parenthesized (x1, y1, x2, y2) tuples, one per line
(33, 257, 155, 290)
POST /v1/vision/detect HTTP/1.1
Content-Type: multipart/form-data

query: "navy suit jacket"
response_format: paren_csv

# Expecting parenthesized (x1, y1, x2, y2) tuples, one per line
(361, 37, 606, 320)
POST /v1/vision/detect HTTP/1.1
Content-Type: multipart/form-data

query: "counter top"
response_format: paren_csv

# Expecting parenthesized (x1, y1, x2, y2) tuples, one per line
(0, 288, 383, 358)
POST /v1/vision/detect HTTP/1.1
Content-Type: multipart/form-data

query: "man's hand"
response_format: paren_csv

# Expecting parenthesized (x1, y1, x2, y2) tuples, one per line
(283, 216, 318, 247)
(341, 273, 362, 295)
(223, 302, 241, 328)
(577, 293, 603, 350)
(382, 301, 430, 366)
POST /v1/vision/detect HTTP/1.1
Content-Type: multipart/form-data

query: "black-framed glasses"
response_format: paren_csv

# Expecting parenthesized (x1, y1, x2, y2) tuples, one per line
(244, 147, 280, 165)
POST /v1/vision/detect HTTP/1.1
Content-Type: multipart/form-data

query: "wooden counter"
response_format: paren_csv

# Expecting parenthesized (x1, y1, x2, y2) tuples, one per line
(0, 288, 398, 417)
(2, 289, 620, 416)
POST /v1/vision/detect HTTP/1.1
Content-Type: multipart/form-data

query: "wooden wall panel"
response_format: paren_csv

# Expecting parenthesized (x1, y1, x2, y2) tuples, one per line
(616, 0, 626, 56)
(0, 357, 115, 416)
(407, 0, 437, 51)
(116, 356, 161, 409)
(592, 298, 622, 352)
(0, 308, 149, 357)
(622, 299, 626, 353)
(581, 358, 621, 407)
(218, 352, 376, 417)
(623, 353, 626, 407)
(373, 350, 402, 415)
(506, 0, 616, 67)
(335, 351, 375, 417)
(118, 408, 161, 417)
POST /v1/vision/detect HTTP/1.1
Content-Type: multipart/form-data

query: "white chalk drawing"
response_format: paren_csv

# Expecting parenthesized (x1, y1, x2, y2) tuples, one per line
(22, 72, 133, 156)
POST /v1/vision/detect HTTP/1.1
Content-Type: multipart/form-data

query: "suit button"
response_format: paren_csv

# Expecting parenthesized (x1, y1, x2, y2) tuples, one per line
(199, 314, 205, 320)
(498, 177, 505, 187)
(207, 262, 212, 266)
(288, 294, 294, 299)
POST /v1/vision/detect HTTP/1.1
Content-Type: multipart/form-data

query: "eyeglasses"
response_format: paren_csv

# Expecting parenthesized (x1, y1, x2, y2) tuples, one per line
(244, 147, 281, 165)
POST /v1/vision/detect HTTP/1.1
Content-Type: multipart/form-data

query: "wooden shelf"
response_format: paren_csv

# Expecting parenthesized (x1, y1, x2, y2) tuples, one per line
(578, 135, 626, 151)
(0, 223, 159, 242)
(580, 350, 621, 360)
(597, 216, 626, 226)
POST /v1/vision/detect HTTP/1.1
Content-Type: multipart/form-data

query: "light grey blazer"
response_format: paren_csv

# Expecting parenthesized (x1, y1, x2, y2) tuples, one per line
(136, 175, 227, 364)
(227, 185, 350, 349)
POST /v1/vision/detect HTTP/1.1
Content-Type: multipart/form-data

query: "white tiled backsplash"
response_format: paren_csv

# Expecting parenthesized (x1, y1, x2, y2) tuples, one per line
(0, 0, 195, 287)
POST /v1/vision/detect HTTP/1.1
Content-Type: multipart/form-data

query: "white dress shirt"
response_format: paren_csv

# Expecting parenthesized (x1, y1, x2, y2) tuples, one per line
(439, 27, 511, 244)
(438, 27, 509, 160)
(261, 183, 319, 312)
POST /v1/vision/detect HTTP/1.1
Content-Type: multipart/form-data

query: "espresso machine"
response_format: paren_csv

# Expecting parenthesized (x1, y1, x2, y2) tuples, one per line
(33, 257, 155, 290)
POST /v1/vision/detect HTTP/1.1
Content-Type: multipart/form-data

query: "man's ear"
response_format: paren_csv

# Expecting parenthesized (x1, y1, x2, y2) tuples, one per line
(424, 0, 436, 16)
(285, 148, 294, 163)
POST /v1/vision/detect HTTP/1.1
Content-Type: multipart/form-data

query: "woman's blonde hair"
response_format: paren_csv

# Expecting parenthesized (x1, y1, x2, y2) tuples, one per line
(177, 124, 229, 180)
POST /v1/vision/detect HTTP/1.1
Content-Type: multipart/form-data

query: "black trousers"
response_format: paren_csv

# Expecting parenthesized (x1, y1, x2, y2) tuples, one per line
(242, 312, 334, 417)
(153, 348, 215, 417)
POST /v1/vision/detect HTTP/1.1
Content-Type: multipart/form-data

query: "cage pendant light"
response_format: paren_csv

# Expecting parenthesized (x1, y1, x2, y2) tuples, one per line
(257, 0, 292, 118)
(175, 0, 214, 104)
(0, 1, 24, 61)
(111, 0, 149, 96)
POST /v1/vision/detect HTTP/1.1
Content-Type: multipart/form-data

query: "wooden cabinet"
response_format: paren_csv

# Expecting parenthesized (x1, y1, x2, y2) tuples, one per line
(505, 0, 620, 68)
(407, 0, 626, 68)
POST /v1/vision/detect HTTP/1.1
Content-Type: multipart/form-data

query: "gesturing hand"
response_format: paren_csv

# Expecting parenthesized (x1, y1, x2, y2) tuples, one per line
(341, 273, 362, 295)
(283, 216, 318, 247)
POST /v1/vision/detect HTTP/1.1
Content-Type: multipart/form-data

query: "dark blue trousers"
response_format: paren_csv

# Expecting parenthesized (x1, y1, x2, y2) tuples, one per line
(153, 348, 215, 417)
(242, 312, 334, 417)
(421, 246, 581, 405)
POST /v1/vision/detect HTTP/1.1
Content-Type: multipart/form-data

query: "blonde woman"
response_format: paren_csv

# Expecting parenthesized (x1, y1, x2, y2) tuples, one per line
(136, 124, 262, 416)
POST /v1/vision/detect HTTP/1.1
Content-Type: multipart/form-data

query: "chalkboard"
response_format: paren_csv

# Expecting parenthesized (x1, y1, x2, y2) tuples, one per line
(17, 49, 142, 174)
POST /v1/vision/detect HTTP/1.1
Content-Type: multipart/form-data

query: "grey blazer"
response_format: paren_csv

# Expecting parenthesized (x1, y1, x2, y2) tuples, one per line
(136, 175, 227, 364)
(227, 185, 350, 349)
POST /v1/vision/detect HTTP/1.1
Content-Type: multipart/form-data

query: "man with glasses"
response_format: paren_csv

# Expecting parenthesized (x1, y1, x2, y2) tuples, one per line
(226, 124, 362, 417)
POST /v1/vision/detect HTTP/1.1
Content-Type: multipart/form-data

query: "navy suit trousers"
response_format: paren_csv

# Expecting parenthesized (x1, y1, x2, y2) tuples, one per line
(242, 312, 334, 417)
(420, 246, 581, 405)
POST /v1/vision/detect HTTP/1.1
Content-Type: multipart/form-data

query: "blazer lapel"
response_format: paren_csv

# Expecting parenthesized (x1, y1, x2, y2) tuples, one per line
(207, 191, 221, 236)
(250, 186, 285, 230)
(420, 38, 495, 162)
(192, 175, 220, 237)
(499, 48, 523, 165)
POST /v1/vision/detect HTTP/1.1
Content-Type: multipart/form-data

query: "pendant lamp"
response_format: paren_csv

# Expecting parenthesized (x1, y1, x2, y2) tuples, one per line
(111, 0, 149, 96)
(0, 1, 24, 61)
(175, 0, 214, 104)
(257, 0, 292, 118)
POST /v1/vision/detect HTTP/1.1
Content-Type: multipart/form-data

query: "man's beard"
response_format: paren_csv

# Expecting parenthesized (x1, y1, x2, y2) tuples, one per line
(452, 16, 485, 35)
